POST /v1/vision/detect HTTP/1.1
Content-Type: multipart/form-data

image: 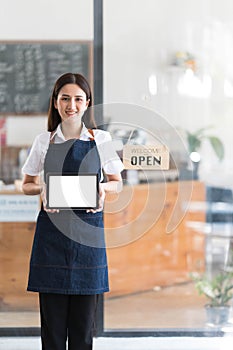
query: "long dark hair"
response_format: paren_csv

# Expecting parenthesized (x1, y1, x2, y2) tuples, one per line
(47, 73, 96, 131)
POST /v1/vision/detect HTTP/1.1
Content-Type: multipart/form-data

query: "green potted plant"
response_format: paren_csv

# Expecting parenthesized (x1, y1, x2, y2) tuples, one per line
(191, 271, 233, 325)
(186, 127, 224, 160)
(185, 126, 224, 179)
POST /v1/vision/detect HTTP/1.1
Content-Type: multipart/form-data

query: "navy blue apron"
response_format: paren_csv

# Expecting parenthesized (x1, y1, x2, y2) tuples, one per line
(27, 131, 109, 295)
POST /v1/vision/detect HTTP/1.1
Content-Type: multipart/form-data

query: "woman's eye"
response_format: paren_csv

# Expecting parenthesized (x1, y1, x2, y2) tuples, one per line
(60, 97, 84, 102)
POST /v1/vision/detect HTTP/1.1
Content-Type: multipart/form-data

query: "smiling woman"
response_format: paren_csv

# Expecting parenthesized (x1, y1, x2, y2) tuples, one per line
(21, 72, 124, 349)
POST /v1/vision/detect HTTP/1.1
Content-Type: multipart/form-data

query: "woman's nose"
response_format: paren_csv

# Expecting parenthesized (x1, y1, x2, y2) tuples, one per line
(68, 98, 76, 109)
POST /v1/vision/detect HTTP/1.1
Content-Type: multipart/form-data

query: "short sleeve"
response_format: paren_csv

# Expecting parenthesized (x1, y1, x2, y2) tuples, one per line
(22, 133, 50, 176)
(96, 131, 124, 175)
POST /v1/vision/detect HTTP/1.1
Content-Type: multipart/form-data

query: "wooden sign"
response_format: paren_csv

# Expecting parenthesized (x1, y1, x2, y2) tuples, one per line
(123, 144, 169, 170)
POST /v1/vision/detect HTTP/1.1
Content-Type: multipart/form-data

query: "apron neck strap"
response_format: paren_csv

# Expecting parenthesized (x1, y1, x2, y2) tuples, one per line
(50, 130, 56, 144)
(88, 129, 95, 141)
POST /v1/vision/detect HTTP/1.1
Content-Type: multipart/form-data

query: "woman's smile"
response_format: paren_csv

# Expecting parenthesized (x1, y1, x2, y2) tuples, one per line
(66, 110, 78, 117)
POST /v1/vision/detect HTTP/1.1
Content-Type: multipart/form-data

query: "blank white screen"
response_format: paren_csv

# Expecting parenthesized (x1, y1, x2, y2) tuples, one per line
(48, 175, 97, 208)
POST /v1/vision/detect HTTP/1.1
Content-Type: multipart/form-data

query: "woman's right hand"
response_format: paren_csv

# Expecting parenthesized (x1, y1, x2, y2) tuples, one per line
(41, 184, 59, 213)
(22, 174, 59, 213)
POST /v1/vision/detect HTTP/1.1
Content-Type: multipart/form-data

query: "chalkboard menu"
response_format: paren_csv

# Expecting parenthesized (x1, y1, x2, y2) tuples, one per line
(0, 42, 91, 114)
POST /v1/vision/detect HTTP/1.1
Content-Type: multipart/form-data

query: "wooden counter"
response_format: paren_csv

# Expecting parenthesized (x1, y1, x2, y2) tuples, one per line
(0, 181, 205, 309)
(0, 191, 40, 310)
(0, 221, 38, 310)
(105, 181, 205, 298)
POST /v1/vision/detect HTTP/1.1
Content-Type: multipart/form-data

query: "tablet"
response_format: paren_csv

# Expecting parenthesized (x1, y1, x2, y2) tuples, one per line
(46, 173, 99, 210)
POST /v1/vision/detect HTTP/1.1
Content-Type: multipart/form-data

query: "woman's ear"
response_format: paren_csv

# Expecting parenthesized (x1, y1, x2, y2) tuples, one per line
(54, 98, 58, 109)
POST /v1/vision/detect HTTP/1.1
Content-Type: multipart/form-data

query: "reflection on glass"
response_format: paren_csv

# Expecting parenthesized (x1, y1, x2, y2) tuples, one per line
(177, 69, 212, 99)
(148, 74, 158, 96)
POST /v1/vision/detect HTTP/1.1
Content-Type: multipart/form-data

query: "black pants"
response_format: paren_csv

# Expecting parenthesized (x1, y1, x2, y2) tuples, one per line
(39, 293, 99, 350)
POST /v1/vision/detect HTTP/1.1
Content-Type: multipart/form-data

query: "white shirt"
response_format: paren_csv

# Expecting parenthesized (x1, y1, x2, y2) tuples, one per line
(22, 123, 124, 178)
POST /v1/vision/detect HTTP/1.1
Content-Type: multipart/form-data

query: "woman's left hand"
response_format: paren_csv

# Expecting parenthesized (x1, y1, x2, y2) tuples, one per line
(86, 183, 106, 213)
(86, 174, 122, 214)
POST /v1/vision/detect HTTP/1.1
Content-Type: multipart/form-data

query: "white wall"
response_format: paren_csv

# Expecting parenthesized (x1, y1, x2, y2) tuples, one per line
(0, 0, 93, 40)
(103, 0, 233, 186)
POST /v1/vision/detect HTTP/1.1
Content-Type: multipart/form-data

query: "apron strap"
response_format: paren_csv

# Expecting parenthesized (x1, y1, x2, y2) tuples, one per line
(88, 129, 95, 141)
(50, 130, 56, 144)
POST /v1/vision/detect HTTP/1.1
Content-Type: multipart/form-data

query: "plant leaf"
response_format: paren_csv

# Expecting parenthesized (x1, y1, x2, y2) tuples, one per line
(194, 126, 212, 138)
(208, 136, 225, 161)
(187, 132, 201, 153)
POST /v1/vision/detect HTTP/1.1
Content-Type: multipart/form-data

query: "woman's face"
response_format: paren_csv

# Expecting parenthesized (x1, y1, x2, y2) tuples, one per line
(54, 83, 89, 123)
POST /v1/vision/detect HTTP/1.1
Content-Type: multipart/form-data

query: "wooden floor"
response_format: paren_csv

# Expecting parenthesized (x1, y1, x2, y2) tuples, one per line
(1, 282, 230, 329)
(104, 282, 207, 329)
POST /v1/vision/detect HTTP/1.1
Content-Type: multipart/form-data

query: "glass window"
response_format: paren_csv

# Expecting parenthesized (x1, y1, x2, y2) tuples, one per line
(103, 0, 233, 334)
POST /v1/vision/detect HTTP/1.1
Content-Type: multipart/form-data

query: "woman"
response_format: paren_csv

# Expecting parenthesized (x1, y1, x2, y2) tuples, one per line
(22, 72, 124, 350)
